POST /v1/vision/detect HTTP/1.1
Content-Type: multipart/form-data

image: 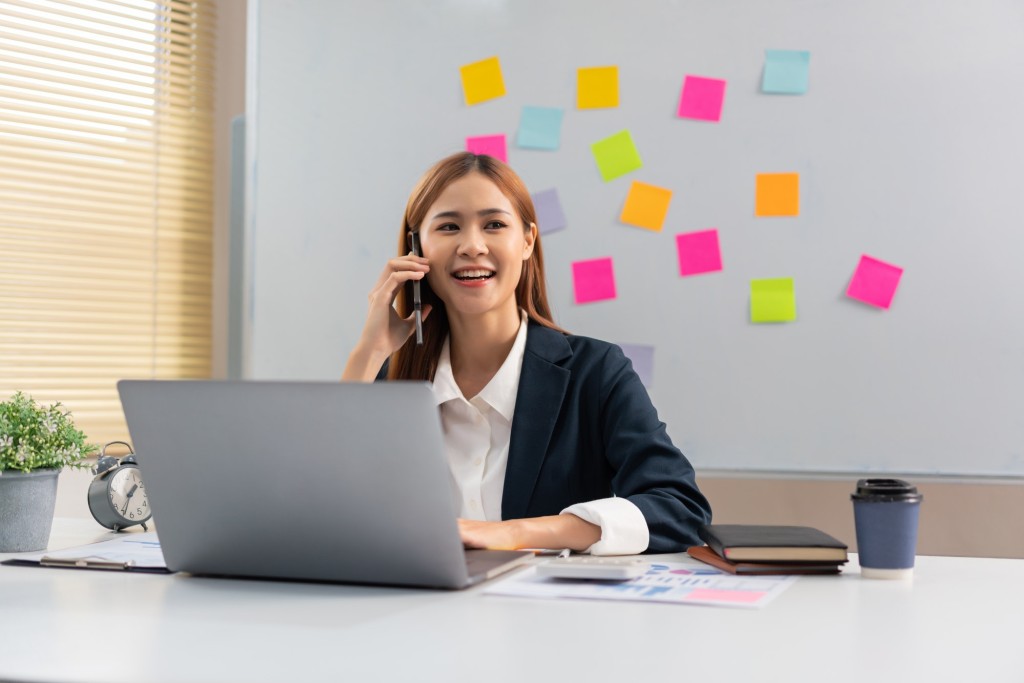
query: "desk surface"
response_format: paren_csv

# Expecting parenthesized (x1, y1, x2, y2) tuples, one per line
(2, 518, 1022, 683)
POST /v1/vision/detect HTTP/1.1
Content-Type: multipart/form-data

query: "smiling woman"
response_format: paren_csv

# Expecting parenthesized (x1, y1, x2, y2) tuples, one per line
(341, 152, 712, 556)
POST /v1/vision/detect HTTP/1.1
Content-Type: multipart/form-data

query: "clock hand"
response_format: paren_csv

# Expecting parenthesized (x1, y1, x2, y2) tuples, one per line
(121, 484, 138, 515)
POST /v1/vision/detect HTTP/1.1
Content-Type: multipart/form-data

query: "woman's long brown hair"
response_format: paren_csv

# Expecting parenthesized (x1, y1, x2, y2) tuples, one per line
(387, 152, 565, 381)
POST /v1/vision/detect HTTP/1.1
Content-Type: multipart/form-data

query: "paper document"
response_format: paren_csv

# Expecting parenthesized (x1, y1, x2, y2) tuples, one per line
(4, 532, 168, 573)
(484, 560, 798, 609)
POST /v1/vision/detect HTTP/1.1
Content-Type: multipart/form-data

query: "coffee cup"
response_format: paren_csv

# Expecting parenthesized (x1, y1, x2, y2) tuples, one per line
(851, 478, 923, 579)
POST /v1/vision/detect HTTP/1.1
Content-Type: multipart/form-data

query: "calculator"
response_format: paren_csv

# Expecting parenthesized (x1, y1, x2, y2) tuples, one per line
(536, 556, 649, 580)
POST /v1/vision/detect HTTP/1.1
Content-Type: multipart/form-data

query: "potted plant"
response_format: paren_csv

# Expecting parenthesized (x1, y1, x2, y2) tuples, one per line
(0, 392, 97, 552)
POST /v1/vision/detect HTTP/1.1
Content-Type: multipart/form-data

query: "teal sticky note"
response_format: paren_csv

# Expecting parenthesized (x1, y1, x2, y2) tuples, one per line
(517, 106, 564, 150)
(762, 50, 810, 94)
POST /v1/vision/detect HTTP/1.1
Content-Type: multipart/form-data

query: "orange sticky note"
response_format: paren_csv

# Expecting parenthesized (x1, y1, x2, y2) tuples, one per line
(577, 66, 619, 109)
(460, 56, 506, 106)
(620, 181, 672, 232)
(755, 173, 800, 217)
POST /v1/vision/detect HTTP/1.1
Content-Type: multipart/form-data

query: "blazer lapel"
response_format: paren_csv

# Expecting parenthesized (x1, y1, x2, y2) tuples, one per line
(501, 324, 571, 520)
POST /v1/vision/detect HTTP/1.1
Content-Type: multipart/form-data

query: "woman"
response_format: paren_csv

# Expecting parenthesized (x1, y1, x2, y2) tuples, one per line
(343, 152, 711, 554)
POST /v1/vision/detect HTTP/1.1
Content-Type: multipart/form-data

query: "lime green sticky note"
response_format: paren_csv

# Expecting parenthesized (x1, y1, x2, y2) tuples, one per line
(590, 130, 642, 182)
(750, 278, 796, 323)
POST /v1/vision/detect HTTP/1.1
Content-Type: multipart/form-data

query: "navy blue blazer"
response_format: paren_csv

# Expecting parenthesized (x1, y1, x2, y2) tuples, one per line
(504, 323, 711, 552)
(382, 322, 712, 553)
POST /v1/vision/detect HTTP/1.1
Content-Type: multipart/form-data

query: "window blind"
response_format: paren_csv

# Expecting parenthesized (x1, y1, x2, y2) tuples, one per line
(0, 0, 215, 445)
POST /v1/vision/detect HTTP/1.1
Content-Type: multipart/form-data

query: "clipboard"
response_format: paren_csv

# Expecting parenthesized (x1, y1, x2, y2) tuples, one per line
(2, 531, 171, 574)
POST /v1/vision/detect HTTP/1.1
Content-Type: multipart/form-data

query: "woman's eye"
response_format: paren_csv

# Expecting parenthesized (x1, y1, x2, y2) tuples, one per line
(437, 223, 458, 232)
(485, 221, 506, 230)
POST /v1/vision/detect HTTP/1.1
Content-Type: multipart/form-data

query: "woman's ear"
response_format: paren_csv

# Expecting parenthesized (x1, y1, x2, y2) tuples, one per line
(523, 222, 537, 260)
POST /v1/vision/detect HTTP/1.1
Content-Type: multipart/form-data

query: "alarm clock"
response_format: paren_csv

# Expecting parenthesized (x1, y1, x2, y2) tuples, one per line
(87, 441, 152, 532)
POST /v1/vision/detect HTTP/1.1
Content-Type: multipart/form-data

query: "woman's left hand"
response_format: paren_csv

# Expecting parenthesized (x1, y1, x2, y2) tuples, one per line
(458, 519, 522, 550)
(458, 514, 601, 552)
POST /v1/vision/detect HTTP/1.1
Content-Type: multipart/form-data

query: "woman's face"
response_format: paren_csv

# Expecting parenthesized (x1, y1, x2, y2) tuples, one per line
(417, 172, 535, 322)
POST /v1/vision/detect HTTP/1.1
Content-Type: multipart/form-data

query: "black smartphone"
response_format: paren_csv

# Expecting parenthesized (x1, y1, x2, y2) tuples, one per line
(409, 231, 423, 345)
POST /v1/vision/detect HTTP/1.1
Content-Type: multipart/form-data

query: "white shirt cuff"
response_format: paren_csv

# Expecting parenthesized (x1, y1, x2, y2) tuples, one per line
(560, 497, 650, 556)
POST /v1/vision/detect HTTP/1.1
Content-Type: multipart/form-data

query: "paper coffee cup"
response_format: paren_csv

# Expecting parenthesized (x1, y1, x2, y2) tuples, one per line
(851, 478, 923, 579)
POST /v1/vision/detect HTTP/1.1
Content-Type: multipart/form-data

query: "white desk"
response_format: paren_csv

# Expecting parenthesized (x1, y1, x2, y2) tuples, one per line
(2, 518, 1022, 683)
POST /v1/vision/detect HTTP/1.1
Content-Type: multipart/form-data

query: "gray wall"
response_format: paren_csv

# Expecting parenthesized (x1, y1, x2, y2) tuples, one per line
(246, 0, 1023, 478)
(238, 0, 1024, 556)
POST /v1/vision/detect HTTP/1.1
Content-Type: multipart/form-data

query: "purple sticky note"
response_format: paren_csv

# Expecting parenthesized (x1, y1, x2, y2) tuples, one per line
(618, 343, 654, 387)
(572, 257, 616, 304)
(532, 188, 567, 235)
(466, 134, 508, 163)
(676, 229, 723, 276)
(677, 75, 727, 122)
(846, 254, 904, 309)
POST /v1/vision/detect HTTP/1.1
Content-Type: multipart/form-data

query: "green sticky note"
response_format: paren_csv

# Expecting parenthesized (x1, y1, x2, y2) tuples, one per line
(750, 278, 796, 323)
(590, 130, 642, 182)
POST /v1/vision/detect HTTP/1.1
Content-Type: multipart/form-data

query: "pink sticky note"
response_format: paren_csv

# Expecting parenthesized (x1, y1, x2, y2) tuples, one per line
(677, 75, 727, 122)
(688, 589, 767, 604)
(572, 257, 616, 304)
(676, 229, 723, 276)
(846, 254, 904, 309)
(466, 134, 508, 163)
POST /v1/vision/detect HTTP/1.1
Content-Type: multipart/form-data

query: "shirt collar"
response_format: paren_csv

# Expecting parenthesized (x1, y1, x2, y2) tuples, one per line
(432, 311, 529, 422)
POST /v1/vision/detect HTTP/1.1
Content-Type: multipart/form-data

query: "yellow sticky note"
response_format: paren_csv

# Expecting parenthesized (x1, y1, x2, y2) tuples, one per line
(755, 173, 800, 216)
(620, 181, 672, 232)
(577, 66, 619, 109)
(750, 278, 796, 323)
(460, 56, 506, 106)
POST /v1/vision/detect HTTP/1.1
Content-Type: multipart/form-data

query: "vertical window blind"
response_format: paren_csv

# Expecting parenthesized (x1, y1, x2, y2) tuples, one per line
(0, 0, 215, 446)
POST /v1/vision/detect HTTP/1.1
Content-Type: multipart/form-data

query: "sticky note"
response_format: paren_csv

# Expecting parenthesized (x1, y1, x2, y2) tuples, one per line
(750, 278, 796, 323)
(466, 134, 507, 163)
(591, 130, 642, 182)
(755, 173, 799, 217)
(677, 75, 727, 122)
(459, 56, 506, 106)
(618, 343, 654, 387)
(517, 106, 564, 150)
(577, 66, 619, 109)
(572, 257, 616, 304)
(846, 255, 904, 309)
(762, 50, 811, 94)
(531, 188, 567, 235)
(676, 229, 722, 276)
(620, 181, 672, 232)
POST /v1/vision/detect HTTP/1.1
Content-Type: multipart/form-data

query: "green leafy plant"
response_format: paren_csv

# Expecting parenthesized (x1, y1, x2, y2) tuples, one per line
(0, 392, 97, 473)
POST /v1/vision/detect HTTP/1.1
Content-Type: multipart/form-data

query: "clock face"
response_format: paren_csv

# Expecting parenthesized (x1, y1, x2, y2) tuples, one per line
(108, 466, 151, 524)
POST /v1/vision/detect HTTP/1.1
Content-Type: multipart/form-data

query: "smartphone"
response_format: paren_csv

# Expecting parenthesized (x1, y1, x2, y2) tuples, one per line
(409, 231, 423, 345)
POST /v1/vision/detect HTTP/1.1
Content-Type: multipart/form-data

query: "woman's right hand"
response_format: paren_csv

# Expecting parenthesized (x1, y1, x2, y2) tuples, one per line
(341, 255, 432, 381)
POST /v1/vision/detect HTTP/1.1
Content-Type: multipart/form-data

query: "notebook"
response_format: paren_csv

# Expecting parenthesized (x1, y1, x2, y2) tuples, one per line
(117, 380, 533, 589)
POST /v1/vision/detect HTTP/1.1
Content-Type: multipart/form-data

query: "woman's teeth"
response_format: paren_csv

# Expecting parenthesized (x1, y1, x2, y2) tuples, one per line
(454, 270, 495, 281)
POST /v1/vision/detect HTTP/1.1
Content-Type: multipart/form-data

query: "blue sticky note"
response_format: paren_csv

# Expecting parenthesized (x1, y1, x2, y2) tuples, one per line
(517, 106, 564, 150)
(762, 50, 810, 94)
(618, 343, 654, 387)
(532, 188, 567, 235)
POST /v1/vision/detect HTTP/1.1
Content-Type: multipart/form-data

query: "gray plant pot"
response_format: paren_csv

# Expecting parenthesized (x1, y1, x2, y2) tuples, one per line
(0, 468, 60, 553)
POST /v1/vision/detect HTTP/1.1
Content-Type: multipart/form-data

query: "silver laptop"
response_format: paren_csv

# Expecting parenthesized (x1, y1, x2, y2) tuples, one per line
(117, 380, 532, 589)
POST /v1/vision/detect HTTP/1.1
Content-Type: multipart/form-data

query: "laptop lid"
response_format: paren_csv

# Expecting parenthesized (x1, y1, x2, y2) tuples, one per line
(117, 380, 529, 589)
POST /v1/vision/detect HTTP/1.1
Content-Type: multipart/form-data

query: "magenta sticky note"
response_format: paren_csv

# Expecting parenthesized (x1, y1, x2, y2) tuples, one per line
(572, 257, 616, 304)
(677, 75, 727, 122)
(846, 254, 904, 309)
(466, 134, 508, 163)
(676, 229, 723, 276)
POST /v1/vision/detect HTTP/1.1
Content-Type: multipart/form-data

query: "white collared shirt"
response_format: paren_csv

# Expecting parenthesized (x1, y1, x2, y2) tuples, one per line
(432, 313, 649, 555)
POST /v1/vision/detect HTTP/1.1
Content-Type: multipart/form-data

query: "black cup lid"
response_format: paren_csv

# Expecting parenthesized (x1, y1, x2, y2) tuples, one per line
(851, 478, 923, 502)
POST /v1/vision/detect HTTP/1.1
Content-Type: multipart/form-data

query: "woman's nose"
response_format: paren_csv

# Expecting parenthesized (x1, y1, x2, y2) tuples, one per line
(456, 228, 488, 257)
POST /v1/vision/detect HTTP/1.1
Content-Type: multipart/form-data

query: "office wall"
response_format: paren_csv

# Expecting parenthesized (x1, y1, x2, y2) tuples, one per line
(246, 0, 1024, 478)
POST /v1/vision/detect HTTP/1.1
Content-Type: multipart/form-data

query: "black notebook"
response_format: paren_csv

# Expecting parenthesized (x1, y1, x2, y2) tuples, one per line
(698, 524, 849, 563)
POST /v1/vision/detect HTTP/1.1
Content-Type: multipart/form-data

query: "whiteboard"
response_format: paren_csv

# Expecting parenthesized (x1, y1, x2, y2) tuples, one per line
(245, 0, 1024, 476)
